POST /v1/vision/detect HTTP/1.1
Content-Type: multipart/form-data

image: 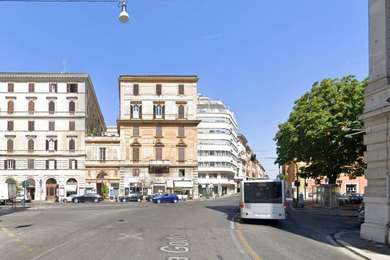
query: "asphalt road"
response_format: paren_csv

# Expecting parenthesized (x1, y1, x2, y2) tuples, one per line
(0, 197, 361, 260)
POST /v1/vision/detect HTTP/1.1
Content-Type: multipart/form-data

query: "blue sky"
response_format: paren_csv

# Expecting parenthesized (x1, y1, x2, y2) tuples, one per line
(0, 0, 368, 177)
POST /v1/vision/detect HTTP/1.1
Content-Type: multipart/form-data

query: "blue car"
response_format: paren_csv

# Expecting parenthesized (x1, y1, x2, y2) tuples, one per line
(152, 193, 179, 204)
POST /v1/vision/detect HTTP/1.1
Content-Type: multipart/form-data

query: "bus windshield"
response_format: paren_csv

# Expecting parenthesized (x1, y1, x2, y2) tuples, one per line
(244, 182, 282, 203)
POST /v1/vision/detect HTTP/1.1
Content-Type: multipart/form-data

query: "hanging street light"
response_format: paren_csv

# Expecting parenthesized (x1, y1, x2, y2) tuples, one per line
(118, 0, 129, 23)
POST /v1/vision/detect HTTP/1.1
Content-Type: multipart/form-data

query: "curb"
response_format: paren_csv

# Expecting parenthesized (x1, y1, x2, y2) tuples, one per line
(332, 231, 369, 260)
(333, 231, 389, 260)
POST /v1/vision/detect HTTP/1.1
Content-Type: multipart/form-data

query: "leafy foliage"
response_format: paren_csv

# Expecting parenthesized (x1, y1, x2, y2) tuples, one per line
(274, 76, 367, 183)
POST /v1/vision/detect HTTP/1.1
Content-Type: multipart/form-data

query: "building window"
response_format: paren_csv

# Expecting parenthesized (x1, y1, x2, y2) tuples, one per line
(179, 169, 185, 177)
(133, 147, 140, 162)
(28, 159, 34, 169)
(178, 105, 185, 119)
(69, 101, 75, 114)
(8, 83, 14, 92)
(28, 100, 35, 114)
(49, 121, 55, 131)
(7, 121, 14, 131)
(46, 139, 57, 151)
(133, 84, 139, 95)
(178, 84, 184, 95)
(28, 83, 35, 93)
(156, 84, 162, 95)
(28, 139, 34, 152)
(69, 121, 75, 131)
(178, 147, 185, 162)
(132, 168, 140, 177)
(46, 160, 57, 170)
(7, 139, 14, 152)
(178, 126, 185, 138)
(4, 159, 15, 170)
(69, 139, 75, 152)
(67, 83, 78, 93)
(7, 101, 14, 114)
(133, 126, 139, 137)
(130, 104, 142, 119)
(153, 104, 164, 119)
(99, 147, 106, 161)
(69, 159, 78, 169)
(156, 126, 162, 137)
(48, 101, 55, 114)
(155, 147, 162, 160)
(49, 83, 57, 93)
(28, 121, 35, 131)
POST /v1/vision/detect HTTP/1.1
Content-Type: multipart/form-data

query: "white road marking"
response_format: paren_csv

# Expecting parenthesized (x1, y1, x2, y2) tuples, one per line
(230, 219, 249, 260)
(117, 232, 143, 241)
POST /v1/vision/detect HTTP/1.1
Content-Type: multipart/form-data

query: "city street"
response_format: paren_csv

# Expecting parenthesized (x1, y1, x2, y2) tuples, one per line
(0, 197, 361, 260)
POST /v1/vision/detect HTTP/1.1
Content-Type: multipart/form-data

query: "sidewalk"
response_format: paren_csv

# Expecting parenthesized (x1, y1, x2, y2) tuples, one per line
(334, 231, 390, 260)
(290, 200, 359, 217)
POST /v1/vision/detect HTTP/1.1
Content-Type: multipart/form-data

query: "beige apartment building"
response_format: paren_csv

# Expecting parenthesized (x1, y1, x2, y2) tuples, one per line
(117, 75, 200, 199)
(0, 73, 105, 202)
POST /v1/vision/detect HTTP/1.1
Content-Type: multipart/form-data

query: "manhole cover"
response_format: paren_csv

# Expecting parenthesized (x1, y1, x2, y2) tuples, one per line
(118, 219, 124, 222)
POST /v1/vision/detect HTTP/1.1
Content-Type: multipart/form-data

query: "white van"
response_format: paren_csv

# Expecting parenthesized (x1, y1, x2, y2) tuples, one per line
(240, 179, 286, 220)
(0, 183, 8, 204)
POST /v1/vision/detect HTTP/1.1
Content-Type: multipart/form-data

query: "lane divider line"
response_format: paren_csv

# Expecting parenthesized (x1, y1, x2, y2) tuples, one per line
(230, 214, 262, 260)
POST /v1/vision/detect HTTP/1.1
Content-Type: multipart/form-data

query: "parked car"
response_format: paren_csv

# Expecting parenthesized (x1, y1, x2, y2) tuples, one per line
(338, 194, 350, 205)
(349, 193, 363, 204)
(152, 193, 179, 204)
(145, 193, 160, 202)
(177, 194, 188, 201)
(62, 194, 78, 203)
(72, 193, 103, 203)
(15, 192, 31, 203)
(358, 203, 365, 223)
(119, 193, 143, 202)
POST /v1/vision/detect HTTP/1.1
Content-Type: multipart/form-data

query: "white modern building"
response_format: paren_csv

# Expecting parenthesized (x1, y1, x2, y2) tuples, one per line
(0, 73, 105, 202)
(197, 96, 240, 197)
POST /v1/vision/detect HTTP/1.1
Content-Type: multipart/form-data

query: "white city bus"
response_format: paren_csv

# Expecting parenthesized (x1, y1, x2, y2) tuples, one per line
(240, 179, 287, 220)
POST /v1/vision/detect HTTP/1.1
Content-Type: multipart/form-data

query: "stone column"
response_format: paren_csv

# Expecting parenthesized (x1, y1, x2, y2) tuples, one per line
(361, 0, 390, 244)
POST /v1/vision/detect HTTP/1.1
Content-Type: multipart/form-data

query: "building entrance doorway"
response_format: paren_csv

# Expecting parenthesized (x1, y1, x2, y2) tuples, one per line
(26, 178, 35, 200)
(46, 178, 57, 202)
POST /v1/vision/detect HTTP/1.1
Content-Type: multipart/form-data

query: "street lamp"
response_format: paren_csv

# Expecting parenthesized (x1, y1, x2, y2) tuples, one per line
(0, 0, 130, 23)
(118, 0, 129, 23)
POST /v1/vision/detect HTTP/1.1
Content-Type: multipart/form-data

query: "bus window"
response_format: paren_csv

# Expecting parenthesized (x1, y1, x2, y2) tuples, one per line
(244, 182, 282, 204)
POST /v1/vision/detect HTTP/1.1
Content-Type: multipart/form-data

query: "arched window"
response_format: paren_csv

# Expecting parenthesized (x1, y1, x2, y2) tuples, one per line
(178, 105, 185, 119)
(7, 139, 13, 152)
(48, 101, 55, 114)
(28, 139, 34, 152)
(69, 139, 75, 152)
(7, 101, 14, 114)
(28, 100, 35, 114)
(69, 101, 75, 114)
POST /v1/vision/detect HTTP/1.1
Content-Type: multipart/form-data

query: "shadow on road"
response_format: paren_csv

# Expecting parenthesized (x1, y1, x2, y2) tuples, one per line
(205, 201, 360, 249)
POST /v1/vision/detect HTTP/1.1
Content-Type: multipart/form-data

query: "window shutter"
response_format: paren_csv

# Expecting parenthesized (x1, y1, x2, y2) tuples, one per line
(179, 147, 185, 162)
(75, 160, 78, 169)
(54, 160, 57, 169)
(54, 140, 58, 150)
(139, 105, 142, 118)
(133, 147, 139, 162)
(46, 160, 49, 170)
(69, 160, 72, 169)
(46, 140, 49, 150)
(156, 147, 162, 160)
(4, 160, 7, 170)
(162, 106, 165, 118)
(130, 105, 133, 119)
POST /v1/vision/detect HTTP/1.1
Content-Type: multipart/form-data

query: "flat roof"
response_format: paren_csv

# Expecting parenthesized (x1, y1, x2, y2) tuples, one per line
(119, 75, 198, 83)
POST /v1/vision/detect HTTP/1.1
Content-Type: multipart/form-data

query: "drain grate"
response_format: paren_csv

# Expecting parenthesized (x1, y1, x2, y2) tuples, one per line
(117, 219, 124, 222)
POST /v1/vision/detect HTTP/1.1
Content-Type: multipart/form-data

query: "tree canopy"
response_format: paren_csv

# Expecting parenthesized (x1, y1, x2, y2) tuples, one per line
(274, 76, 367, 183)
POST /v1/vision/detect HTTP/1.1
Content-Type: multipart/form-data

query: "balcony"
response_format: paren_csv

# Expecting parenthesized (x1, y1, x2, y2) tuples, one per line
(149, 160, 171, 173)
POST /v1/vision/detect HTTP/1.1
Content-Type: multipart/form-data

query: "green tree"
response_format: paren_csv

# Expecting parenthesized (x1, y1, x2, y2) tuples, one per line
(274, 76, 367, 184)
